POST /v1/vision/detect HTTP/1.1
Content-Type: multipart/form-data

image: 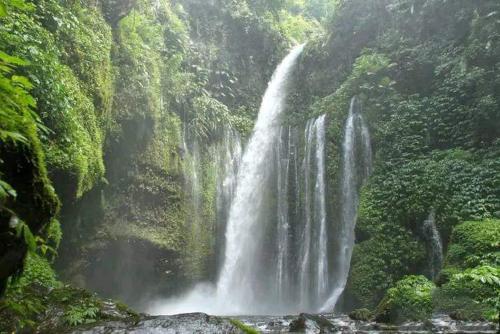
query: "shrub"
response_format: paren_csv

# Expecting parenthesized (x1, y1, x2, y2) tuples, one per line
(434, 265, 499, 321)
(374, 275, 435, 324)
(446, 220, 500, 268)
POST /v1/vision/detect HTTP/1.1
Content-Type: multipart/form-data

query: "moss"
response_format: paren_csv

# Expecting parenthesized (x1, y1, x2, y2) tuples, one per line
(0, 2, 109, 200)
(229, 319, 260, 334)
(374, 275, 435, 324)
(1, 252, 140, 332)
(349, 308, 372, 321)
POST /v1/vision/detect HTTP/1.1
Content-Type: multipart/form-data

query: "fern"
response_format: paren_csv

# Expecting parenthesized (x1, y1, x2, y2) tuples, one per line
(63, 303, 100, 326)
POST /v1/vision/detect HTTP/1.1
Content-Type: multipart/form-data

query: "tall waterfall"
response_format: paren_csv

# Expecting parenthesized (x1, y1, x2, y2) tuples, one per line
(216, 44, 305, 313)
(215, 128, 242, 274)
(298, 115, 328, 310)
(275, 126, 291, 301)
(320, 96, 372, 312)
(149, 51, 373, 316)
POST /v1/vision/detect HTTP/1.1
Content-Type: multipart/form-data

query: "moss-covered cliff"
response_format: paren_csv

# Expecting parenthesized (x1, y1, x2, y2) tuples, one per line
(0, 0, 297, 310)
(289, 0, 500, 320)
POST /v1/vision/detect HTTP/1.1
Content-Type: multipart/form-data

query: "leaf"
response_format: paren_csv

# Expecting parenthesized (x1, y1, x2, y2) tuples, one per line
(22, 224, 37, 252)
(0, 179, 16, 198)
(12, 75, 33, 89)
(0, 3, 6, 17)
(0, 51, 28, 66)
(0, 130, 29, 144)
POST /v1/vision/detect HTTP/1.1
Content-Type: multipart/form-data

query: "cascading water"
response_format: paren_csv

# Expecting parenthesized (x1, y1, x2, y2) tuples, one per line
(215, 128, 242, 274)
(275, 126, 291, 301)
(150, 50, 372, 316)
(298, 115, 328, 310)
(314, 115, 328, 301)
(320, 96, 372, 312)
(422, 210, 443, 280)
(216, 44, 305, 314)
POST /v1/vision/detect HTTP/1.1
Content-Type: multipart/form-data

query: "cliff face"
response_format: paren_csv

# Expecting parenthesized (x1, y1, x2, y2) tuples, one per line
(287, 0, 500, 318)
(0, 0, 289, 307)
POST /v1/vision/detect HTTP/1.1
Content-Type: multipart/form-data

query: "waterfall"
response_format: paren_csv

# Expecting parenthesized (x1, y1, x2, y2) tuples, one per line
(276, 126, 291, 301)
(314, 115, 328, 301)
(299, 118, 315, 308)
(216, 44, 305, 313)
(320, 96, 372, 312)
(423, 210, 443, 280)
(150, 48, 376, 316)
(298, 115, 328, 310)
(215, 128, 242, 274)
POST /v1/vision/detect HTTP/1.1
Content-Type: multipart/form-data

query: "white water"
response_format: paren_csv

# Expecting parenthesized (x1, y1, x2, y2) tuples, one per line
(276, 126, 291, 301)
(217, 44, 305, 313)
(298, 115, 328, 310)
(320, 96, 372, 312)
(423, 210, 443, 280)
(314, 115, 328, 301)
(150, 50, 375, 316)
(149, 45, 305, 315)
(215, 128, 242, 273)
(299, 119, 315, 309)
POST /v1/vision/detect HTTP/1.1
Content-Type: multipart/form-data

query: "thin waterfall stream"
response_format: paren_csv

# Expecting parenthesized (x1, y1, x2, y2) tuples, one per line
(321, 96, 372, 312)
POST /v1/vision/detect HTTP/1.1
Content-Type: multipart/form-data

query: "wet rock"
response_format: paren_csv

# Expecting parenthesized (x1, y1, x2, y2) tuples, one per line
(289, 313, 339, 333)
(101, 0, 137, 26)
(72, 312, 245, 334)
(349, 308, 372, 321)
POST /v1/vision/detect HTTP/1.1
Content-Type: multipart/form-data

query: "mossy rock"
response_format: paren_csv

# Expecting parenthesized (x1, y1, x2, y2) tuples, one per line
(349, 308, 373, 321)
(374, 275, 435, 324)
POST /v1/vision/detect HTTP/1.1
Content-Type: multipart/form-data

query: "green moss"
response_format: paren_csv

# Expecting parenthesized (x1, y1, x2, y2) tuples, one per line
(0, 1, 109, 200)
(349, 308, 372, 321)
(374, 275, 435, 324)
(229, 319, 260, 334)
(1, 253, 140, 332)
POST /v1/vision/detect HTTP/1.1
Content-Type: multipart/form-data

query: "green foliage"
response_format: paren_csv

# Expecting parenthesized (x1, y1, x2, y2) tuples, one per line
(347, 233, 425, 308)
(190, 95, 232, 143)
(434, 265, 500, 321)
(434, 220, 500, 321)
(15, 253, 60, 289)
(0, 0, 108, 199)
(1, 249, 137, 331)
(0, 253, 60, 331)
(374, 275, 435, 324)
(63, 302, 100, 326)
(292, 0, 500, 315)
(0, 51, 37, 145)
(446, 220, 500, 268)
